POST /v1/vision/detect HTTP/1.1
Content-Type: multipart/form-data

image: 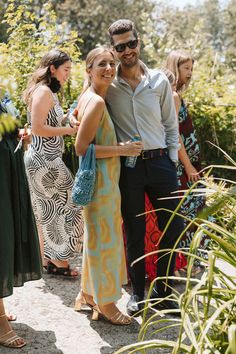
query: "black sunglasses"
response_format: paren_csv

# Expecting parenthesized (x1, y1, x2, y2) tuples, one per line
(114, 39, 138, 53)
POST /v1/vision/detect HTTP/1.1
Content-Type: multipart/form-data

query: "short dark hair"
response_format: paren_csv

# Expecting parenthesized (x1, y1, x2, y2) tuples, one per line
(108, 19, 138, 45)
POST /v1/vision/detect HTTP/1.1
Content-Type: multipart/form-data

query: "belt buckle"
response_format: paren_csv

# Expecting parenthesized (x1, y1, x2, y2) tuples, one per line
(141, 150, 149, 159)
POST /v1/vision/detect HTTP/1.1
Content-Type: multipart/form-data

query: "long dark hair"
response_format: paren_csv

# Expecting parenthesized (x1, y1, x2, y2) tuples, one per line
(23, 49, 71, 105)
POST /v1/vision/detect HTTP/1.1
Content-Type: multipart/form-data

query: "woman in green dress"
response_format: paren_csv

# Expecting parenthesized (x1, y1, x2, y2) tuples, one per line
(0, 90, 42, 349)
(74, 47, 143, 325)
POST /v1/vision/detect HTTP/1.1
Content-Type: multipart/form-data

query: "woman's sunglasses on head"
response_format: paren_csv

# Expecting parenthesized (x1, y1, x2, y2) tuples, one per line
(114, 39, 138, 53)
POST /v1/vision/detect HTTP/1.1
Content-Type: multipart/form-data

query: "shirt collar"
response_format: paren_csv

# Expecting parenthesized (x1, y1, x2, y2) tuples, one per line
(115, 60, 151, 85)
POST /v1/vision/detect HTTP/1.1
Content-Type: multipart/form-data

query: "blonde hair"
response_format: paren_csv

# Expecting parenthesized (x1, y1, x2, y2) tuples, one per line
(80, 46, 115, 96)
(23, 49, 71, 105)
(162, 68, 176, 86)
(165, 50, 194, 93)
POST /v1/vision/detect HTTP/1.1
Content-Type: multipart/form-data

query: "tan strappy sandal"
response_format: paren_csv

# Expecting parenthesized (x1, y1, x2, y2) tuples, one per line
(92, 305, 131, 325)
(0, 330, 26, 349)
(0, 314, 26, 349)
(6, 313, 17, 321)
(74, 291, 96, 311)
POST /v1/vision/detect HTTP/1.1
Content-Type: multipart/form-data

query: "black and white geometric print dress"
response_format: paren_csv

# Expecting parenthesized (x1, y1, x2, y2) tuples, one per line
(24, 92, 84, 261)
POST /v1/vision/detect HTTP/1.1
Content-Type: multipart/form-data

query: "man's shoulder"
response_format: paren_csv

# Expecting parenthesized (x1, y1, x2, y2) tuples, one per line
(148, 67, 168, 81)
(106, 79, 120, 101)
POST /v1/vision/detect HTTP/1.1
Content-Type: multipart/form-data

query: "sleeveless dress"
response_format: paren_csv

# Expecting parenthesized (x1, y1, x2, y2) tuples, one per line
(176, 98, 209, 269)
(24, 92, 84, 261)
(0, 95, 41, 298)
(81, 108, 127, 305)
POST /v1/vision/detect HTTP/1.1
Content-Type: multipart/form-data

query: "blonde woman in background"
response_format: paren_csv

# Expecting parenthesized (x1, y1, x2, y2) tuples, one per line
(165, 50, 207, 276)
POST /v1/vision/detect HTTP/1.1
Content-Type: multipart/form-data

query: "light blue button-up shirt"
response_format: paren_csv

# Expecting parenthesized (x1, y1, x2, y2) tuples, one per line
(106, 61, 179, 162)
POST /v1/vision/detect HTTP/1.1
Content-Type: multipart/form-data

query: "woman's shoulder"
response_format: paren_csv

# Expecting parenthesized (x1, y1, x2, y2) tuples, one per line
(31, 85, 54, 106)
(173, 91, 180, 99)
(32, 85, 52, 98)
(89, 92, 105, 106)
(173, 91, 181, 103)
(81, 91, 105, 110)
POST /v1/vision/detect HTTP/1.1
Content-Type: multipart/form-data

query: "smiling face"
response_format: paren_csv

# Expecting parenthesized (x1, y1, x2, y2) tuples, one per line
(50, 60, 72, 86)
(88, 51, 116, 87)
(178, 59, 193, 86)
(112, 31, 140, 68)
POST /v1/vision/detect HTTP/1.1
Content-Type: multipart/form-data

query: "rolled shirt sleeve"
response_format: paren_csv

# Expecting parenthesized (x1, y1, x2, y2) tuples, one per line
(160, 76, 179, 162)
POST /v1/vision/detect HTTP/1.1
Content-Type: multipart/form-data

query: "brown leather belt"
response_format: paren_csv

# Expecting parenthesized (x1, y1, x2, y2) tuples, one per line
(140, 148, 167, 160)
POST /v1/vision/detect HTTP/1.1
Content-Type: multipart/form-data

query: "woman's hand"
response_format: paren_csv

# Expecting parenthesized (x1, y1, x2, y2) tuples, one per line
(67, 124, 79, 135)
(69, 109, 80, 128)
(18, 123, 32, 145)
(185, 164, 200, 183)
(119, 141, 143, 157)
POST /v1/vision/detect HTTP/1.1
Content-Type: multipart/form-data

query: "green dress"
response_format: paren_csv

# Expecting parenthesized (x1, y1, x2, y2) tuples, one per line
(0, 122, 42, 299)
(81, 108, 127, 305)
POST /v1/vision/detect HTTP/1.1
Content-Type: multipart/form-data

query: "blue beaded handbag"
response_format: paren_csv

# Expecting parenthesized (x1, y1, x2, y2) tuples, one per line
(72, 144, 96, 206)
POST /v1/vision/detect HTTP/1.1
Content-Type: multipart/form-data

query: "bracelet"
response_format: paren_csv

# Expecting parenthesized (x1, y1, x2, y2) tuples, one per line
(69, 121, 74, 128)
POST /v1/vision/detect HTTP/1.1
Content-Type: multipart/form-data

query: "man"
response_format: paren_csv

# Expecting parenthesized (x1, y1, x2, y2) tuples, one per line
(106, 19, 184, 316)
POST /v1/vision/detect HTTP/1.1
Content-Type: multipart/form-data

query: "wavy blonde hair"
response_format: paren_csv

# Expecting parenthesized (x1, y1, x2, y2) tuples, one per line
(165, 50, 194, 93)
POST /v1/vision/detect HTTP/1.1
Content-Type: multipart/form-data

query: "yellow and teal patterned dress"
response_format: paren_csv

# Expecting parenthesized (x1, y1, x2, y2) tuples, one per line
(81, 107, 127, 305)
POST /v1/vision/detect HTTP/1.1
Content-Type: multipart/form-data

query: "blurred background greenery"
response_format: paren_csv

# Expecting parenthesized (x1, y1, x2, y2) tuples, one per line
(0, 0, 235, 178)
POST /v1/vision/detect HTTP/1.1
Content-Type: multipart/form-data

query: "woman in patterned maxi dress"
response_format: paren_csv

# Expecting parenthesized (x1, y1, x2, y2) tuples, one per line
(74, 47, 143, 325)
(23, 50, 84, 276)
(165, 50, 209, 275)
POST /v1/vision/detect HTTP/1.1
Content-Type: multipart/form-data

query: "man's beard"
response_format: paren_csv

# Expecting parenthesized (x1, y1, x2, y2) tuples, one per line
(121, 54, 139, 68)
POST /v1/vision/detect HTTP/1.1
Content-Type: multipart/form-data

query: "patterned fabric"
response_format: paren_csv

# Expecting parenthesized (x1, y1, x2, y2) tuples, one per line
(144, 194, 162, 282)
(81, 107, 127, 305)
(123, 194, 162, 283)
(24, 93, 84, 260)
(176, 98, 209, 269)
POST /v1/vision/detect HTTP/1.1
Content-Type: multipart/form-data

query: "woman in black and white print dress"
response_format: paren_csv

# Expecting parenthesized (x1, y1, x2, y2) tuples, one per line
(24, 49, 84, 277)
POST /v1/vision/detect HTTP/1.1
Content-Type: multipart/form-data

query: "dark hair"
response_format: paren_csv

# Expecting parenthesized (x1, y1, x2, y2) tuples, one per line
(23, 49, 71, 104)
(108, 19, 138, 45)
(39, 49, 71, 69)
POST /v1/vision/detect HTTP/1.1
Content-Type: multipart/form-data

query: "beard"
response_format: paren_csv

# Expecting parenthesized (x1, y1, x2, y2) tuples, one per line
(120, 53, 139, 68)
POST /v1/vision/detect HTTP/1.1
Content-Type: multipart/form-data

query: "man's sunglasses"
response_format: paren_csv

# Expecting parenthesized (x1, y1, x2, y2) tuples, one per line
(114, 39, 138, 53)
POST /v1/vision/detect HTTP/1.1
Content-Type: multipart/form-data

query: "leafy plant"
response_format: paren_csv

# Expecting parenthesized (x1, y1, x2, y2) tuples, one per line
(0, 0, 82, 124)
(115, 151, 236, 354)
(0, 113, 19, 140)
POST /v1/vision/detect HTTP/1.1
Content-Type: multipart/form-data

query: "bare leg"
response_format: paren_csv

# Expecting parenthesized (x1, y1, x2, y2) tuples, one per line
(35, 223, 46, 266)
(0, 299, 25, 348)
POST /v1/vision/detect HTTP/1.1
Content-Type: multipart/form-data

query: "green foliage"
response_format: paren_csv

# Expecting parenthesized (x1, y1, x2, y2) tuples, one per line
(0, 113, 19, 140)
(55, 0, 155, 59)
(0, 0, 235, 177)
(0, 0, 82, 124)
(184, 55, 236, 179)
(115, 156, 236, 353)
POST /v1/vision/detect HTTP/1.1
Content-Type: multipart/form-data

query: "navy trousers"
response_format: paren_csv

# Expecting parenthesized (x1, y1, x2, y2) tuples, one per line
(120, 151, 184, 298)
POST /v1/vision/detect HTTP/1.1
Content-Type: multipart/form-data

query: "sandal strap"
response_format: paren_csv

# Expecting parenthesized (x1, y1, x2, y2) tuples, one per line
(0, 330, 15, 342)
(110, 311, 130, 324)
(47, 262, 78, 277)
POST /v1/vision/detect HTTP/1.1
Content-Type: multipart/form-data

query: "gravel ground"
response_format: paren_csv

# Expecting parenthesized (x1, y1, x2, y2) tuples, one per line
(2, 256, 236, 354)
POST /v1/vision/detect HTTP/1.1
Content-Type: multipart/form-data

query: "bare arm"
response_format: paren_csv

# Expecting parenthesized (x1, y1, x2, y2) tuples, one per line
(30, 86, 77, 137)
(75, 95, 143, 158)
(174, 92, 199, 182)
